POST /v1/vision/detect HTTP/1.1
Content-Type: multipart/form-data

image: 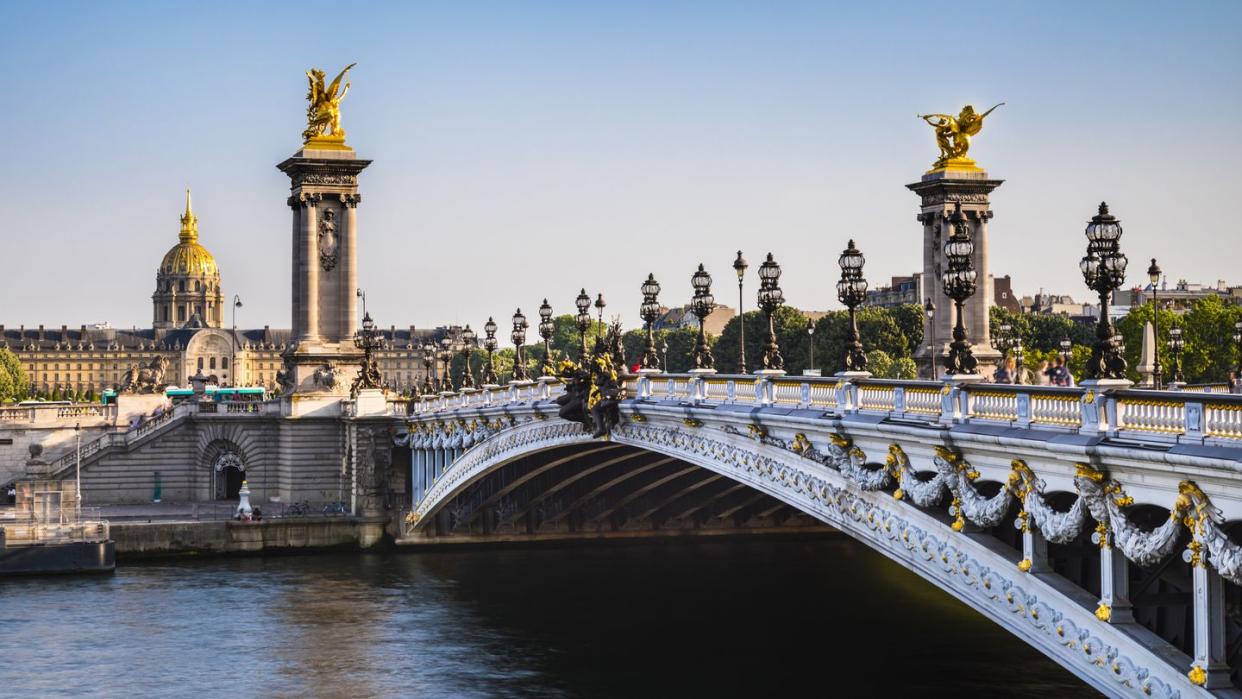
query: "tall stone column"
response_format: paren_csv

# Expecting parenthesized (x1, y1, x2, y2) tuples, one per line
(907, 170, 1003, 378)
(277, 144, 371, 398)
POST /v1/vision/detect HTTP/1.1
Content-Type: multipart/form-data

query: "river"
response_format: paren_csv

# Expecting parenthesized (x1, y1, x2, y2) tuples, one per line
(0, 537, 1094, 697)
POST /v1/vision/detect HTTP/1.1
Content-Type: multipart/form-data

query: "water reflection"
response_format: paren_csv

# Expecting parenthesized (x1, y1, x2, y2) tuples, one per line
(0, 537, 1093, 698)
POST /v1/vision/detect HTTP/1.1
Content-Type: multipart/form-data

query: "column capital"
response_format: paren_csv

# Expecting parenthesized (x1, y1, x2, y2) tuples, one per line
(339, 193, 362, 208)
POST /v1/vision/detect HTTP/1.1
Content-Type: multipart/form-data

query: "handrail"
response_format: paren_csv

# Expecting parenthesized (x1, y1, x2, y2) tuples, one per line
(401, 371, 1242, 444)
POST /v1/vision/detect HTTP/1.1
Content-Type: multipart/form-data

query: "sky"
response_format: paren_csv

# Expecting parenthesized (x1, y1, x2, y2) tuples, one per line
(2, 1, 1240, 332)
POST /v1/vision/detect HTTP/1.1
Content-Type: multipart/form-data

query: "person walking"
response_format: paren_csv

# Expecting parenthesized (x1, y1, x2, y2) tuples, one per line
(1034, 360, 1052, 386)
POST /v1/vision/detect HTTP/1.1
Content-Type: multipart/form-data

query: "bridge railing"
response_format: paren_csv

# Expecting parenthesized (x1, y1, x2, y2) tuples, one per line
(408, 370, 1242, 445)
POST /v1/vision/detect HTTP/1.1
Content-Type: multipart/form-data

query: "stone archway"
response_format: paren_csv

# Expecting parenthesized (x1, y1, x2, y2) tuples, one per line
(213, 451, 245, 500)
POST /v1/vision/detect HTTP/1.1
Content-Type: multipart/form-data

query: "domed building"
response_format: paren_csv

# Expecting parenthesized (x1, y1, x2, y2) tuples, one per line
(153, 190, 224, 329)
(1, 192, 439, 398)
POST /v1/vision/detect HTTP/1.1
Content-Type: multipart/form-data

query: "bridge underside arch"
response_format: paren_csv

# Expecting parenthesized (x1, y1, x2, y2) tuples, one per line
(418, 441, 827, 539)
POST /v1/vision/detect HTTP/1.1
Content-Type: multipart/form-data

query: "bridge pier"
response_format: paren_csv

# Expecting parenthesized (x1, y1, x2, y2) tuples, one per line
(1192, 563, 1231, 688)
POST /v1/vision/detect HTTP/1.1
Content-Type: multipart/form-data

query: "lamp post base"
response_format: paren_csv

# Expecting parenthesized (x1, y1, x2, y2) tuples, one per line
(752, 369, 786, 377)
(942, 373, 985, 385)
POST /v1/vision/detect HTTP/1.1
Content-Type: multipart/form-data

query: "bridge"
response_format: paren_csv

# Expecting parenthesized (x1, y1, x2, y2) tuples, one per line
(397, 372, 1242, 697)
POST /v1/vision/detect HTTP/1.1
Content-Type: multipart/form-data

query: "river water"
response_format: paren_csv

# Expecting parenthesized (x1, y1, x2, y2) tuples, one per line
(0, 537, 1094, 698)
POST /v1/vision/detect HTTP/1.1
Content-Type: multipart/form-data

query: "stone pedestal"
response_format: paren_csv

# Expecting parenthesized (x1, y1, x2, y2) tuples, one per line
(277, 143, 371, 396)
(908, 170, 1004, 379)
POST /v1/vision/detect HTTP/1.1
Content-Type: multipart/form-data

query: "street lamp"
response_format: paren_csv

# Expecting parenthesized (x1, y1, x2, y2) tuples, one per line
(594, 293, 606, 339)
(575, 289, 592, 361)
(661, 338, 670, 373)
(690, 264, 716, 372)
(352, 311, 383, 395)
(1168, 326, 1185, 385)
(941, 202, 979, 376)
(511, 309, 530, 383)
(538, 300, 555, 377)
(1060, 338, 1072, 365)
(459, 324, 477, 390)
(75, 422, 82, 509)
(482, 317, 500, 386)
(756, 253, 785, 372)
(231, 294, 243, 387)
(990, 322, 1018, 381)
(837, 240, 868, 373)
(1147, 258, 1163, 389)
(439, 334, 456, 394)
(733, 251, 748, 373)
(806, 319, 816, 374)
(1080, 202, 1129, 382)
(420, 343, 437, 395)
(1013, 339, 1025, 385)
(924, 298, 936, 379)
(639, 274, 662, 371)
(1233, 321, 1242, 386)
(356, 288, 366, 318)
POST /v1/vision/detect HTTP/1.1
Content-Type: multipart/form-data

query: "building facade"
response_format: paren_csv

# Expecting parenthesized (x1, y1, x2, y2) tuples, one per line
(2, 195, 441, 397)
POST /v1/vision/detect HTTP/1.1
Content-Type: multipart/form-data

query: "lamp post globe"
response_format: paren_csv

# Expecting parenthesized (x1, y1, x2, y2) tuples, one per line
(940, 202, 979, 377)
(639, 274, 663, 372)
(836, 240, 869, 374)
(733, 251, 749, 373)
(1080, 202, 1129, 382)
(689, 264, 716, 372)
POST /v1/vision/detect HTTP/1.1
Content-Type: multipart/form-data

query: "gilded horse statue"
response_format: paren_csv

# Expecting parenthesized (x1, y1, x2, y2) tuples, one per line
(918, 103, 1004, 170)
(303, 63, 356, 143)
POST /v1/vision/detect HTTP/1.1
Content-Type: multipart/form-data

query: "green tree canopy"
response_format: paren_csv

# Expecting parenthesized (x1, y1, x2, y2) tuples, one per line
(0, 347, 29, 403)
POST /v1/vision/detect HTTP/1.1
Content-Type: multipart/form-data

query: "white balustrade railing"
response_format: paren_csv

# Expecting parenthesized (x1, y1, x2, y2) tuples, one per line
(1117, 396, 1187, 436)
(396, 372, 1242, 444)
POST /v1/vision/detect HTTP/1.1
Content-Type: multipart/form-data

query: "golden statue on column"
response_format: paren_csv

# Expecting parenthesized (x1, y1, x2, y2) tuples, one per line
(302, 63, 357, 148)
(918, 103, 1004, 173)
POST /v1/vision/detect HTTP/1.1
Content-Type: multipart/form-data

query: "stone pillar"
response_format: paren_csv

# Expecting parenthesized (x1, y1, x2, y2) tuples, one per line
(907, 171, 1004, 378)
(277, 144, 370, 396)
(301, 196, 321, 344)
(1191, 561, 1231, 688)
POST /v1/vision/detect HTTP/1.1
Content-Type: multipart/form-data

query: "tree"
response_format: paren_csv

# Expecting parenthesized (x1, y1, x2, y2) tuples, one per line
(1115, 301, 1181, 384)
(0, 347, 28, 403)
(1179, 296, 1242, 384)
(813, 307, 913, 375)
(888, 304, 925, 357)
(864, 349, 918, 379)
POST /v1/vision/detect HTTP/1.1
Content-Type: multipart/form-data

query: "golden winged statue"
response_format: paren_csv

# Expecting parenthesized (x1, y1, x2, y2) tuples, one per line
(917, 103, 1004, 172)
(302, 63, 357, 144)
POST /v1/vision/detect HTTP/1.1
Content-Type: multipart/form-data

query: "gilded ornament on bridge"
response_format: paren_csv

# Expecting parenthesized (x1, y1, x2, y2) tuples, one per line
(917, 103, 1003, 173)
(302, 63, 356, 148)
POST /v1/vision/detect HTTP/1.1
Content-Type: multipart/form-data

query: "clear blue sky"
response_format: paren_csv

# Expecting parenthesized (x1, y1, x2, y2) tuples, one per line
(2, 1, 1239, 331)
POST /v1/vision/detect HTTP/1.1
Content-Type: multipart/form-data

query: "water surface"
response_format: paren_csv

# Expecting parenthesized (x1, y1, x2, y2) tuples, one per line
(0, 537, 1094, 697)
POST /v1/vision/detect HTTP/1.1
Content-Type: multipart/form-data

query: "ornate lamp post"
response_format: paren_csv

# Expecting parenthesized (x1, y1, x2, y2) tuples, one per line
(575, 289, 592, 361)
(941, 202, 980, 377)
(690, 264, 716, 373)
(924, 298, 936, 379)
(1013, 339, 1025, 385)
(1233, 321, 1242, 387)
(1147, 258, 1163, 389)
(806, 319, 816, 374)
(594, 293, 606, 338)
(756, 253, 785, 373)
(1059, 338, 1072, 366)
(639, 274, 662, 372)
(1168, 326, 1185, 386)
(1080, 202, 1129, 382)
(990, 322, 1018, 381)
(661, 338, 670, 373)
(510, 309, 530, 383)
(482, 317, 499, 386)
(351, 311, 383, 395)
(439, 335, 455, 394)
(231, 294, 243, 387)
(537, 299, 555, 377)
(420, 343, 437, 395)
(459, 324, 477, 390)
(836, 241, 868, 374)
(733, 251, 748, 373)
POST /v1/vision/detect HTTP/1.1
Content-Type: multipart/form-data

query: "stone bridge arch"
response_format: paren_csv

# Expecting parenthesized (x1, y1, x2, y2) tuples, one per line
(409, 415, 1202, 698)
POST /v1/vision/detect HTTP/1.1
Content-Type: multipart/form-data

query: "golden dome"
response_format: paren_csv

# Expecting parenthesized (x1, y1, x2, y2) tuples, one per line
(160, 189, 220, 277)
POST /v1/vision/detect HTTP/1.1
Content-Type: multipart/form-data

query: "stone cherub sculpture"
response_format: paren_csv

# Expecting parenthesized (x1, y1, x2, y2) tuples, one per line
(918, 103, 1004, 169)
(303, 63, 356, 143)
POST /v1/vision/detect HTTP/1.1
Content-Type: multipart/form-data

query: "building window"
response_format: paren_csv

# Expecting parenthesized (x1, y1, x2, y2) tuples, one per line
(209, 357, 216, 370)
(198, 357, 204, 371)
(222, 357, 229, 369)
(178, 305, 186, 321)
(179, 280, 186, 293)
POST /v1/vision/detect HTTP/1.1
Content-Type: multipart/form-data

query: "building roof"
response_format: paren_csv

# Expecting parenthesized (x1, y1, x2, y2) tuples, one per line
(159, 189, 219, 277)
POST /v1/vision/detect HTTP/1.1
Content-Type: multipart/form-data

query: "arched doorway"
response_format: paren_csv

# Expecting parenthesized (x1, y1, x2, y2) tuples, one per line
(213, 452, 245, 500)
